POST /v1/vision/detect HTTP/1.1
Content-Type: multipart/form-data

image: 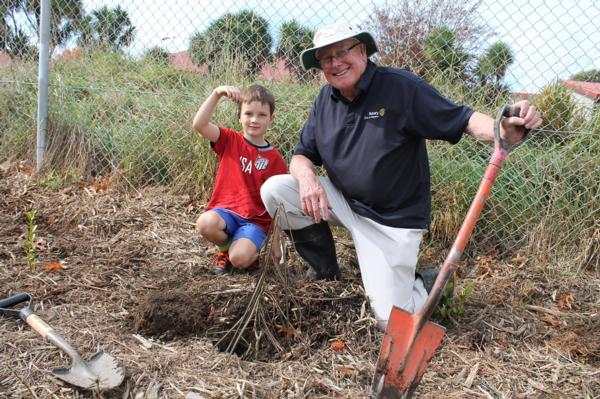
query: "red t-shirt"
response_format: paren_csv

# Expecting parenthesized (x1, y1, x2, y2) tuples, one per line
(206, 127, 287, 232)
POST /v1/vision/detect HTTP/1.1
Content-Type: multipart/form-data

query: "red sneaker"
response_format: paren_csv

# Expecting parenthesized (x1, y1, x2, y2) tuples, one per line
(212, 251, 232, 275)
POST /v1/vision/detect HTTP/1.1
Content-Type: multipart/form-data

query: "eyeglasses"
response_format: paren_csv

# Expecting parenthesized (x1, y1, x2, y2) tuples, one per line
(317, 42, 362, 68)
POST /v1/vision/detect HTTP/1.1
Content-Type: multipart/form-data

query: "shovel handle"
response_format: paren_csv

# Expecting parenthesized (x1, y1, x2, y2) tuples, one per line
(417, 105, 526, 323)
(26, 314, 54, 338)
(0, 292, 30, 309)
(25, 312, 86, 363)
(494, 106, 530, 153)
(2, 293, 92, 373)
(0, 292, 33, 319)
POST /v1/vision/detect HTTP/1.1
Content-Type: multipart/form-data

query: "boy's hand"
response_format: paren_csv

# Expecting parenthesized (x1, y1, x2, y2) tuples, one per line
(193, 85, 241, 142)
(214, 86, 242, 103)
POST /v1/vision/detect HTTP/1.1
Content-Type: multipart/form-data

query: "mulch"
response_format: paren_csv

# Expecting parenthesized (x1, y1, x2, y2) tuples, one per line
(1, 161, 598, 398)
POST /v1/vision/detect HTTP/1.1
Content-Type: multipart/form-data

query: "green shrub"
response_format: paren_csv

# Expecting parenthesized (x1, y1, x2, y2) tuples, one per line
(0, 68, 38, 161)
(439, 281, 473, 320)
(570, 69, 600, 83)
(533, 81, 575, 140)
(143, 47, 171, 64)
(189, 10, 272, 76)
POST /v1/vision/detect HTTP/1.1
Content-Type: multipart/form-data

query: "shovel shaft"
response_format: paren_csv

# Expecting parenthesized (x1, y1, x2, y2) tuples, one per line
(375, 148, 509, 397)
(26, 314, 53, 337)
(373, 106, 531, 398)
(415, 148, 508, 327)
(416, 105, 526, 330)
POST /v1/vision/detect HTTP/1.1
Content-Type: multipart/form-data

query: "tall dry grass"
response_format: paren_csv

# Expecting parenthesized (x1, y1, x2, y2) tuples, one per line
(0, 50, 597, 270)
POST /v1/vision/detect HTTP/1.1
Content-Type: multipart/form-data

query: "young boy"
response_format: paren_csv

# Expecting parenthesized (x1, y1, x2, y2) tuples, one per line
(192, 84, 287, 274)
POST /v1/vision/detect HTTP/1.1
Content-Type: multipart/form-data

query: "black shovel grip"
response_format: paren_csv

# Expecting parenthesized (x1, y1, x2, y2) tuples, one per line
(0, 292, 32, 319)
(0, 292, 31, 309)
(495, 106, 530, 152)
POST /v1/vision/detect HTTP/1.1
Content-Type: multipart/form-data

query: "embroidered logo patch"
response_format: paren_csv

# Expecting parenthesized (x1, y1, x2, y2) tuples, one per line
(364, 107, 386, 120)
(254, 155, 269, 170)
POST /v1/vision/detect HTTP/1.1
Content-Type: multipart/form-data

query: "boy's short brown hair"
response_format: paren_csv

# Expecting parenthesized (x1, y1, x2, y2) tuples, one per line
(238, 84, 275, 117)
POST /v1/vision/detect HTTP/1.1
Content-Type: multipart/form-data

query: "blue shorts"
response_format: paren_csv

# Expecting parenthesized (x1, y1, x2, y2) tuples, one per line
(211, 208, 266, 250)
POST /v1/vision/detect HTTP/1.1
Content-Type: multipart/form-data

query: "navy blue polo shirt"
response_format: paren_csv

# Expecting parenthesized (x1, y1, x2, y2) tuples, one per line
(294, 61, 474, 229)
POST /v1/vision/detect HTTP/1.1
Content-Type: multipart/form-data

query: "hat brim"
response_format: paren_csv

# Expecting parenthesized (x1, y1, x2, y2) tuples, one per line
(300, 31, 378, 71)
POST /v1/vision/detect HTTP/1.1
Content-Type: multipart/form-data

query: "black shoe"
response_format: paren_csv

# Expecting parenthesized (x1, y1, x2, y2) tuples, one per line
(417, 268, 439, 293)
(417, 268, 454, 297)
(285, 222, 340, 280)
(288, 266, 318, 284)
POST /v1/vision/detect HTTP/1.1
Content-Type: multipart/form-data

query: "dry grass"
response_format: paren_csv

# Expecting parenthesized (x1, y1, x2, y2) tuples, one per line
(0, 162, 598, 398)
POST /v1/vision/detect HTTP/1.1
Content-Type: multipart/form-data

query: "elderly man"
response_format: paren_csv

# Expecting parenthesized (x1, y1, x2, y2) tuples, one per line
(260, 22, 541, 329)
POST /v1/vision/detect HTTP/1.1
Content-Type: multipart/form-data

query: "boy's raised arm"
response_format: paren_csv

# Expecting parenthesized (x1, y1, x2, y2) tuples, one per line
(192, 86, 242, 143)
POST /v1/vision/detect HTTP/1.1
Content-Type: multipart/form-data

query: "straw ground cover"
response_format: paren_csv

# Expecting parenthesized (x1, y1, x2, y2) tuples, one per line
(0, 162, 598, 398)
(1, 51, 598, 398)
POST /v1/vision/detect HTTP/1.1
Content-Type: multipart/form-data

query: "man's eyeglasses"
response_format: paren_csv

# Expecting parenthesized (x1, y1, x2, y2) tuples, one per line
(317, 42, 362, 68)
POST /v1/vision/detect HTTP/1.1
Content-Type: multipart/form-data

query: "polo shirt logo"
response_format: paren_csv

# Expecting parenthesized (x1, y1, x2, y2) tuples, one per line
(364, 107, 385, 120)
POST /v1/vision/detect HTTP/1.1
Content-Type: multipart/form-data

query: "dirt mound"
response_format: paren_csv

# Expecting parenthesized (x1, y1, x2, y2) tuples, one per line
(133, 285, 214, 339)
(132, 275, 370, 361)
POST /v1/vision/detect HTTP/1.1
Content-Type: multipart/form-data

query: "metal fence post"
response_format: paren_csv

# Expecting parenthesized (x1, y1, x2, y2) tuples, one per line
(36, 0, 51, 171)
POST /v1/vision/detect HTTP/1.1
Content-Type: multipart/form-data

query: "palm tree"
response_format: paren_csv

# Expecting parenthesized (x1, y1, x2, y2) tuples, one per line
(77, 5, 135, 51)
(1, 0, 18, 51)
(1, 0, 39, 58)
(189, 10, 271, 76)
(423, 26, 468, 79)
(275, 20, 314, 76)
(476, 42, 513, 87)
(25, 0, 84, 48)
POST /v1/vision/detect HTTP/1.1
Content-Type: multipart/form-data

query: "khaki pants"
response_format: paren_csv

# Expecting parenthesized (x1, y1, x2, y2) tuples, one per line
(260, 174, 428, 330)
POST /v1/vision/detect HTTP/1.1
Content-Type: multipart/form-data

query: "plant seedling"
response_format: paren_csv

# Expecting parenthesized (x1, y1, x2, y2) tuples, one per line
(22, 209, 38, 273)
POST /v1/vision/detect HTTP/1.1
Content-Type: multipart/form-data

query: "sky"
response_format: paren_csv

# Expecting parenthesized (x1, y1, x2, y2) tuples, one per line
(80, 0, 599, 93)
(477, 0, 600, 92)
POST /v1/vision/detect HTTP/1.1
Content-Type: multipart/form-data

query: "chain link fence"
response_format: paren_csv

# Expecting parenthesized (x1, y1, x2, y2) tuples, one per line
(1, 0, 598, 264)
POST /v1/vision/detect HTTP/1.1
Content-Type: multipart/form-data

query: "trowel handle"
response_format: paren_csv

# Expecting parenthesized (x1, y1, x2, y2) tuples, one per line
(0, 292, 33, 319)
(25, 313, 87, 362)
(0, 292, 30, 309)
(26, 313, 54, 338)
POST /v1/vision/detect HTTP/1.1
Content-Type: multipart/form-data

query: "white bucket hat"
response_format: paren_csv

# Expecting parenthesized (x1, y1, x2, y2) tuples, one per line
(300, 22, 378, 70)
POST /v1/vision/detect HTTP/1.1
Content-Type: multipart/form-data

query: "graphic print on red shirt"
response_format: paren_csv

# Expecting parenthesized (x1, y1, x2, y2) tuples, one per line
(206, 127, 287, 232)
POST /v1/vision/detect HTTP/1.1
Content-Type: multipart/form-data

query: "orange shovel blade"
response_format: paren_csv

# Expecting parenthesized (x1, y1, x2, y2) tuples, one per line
(373, 306, 446, 398)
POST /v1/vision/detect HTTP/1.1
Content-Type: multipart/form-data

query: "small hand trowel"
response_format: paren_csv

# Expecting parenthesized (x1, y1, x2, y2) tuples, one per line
(0, 292, 124, 390)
